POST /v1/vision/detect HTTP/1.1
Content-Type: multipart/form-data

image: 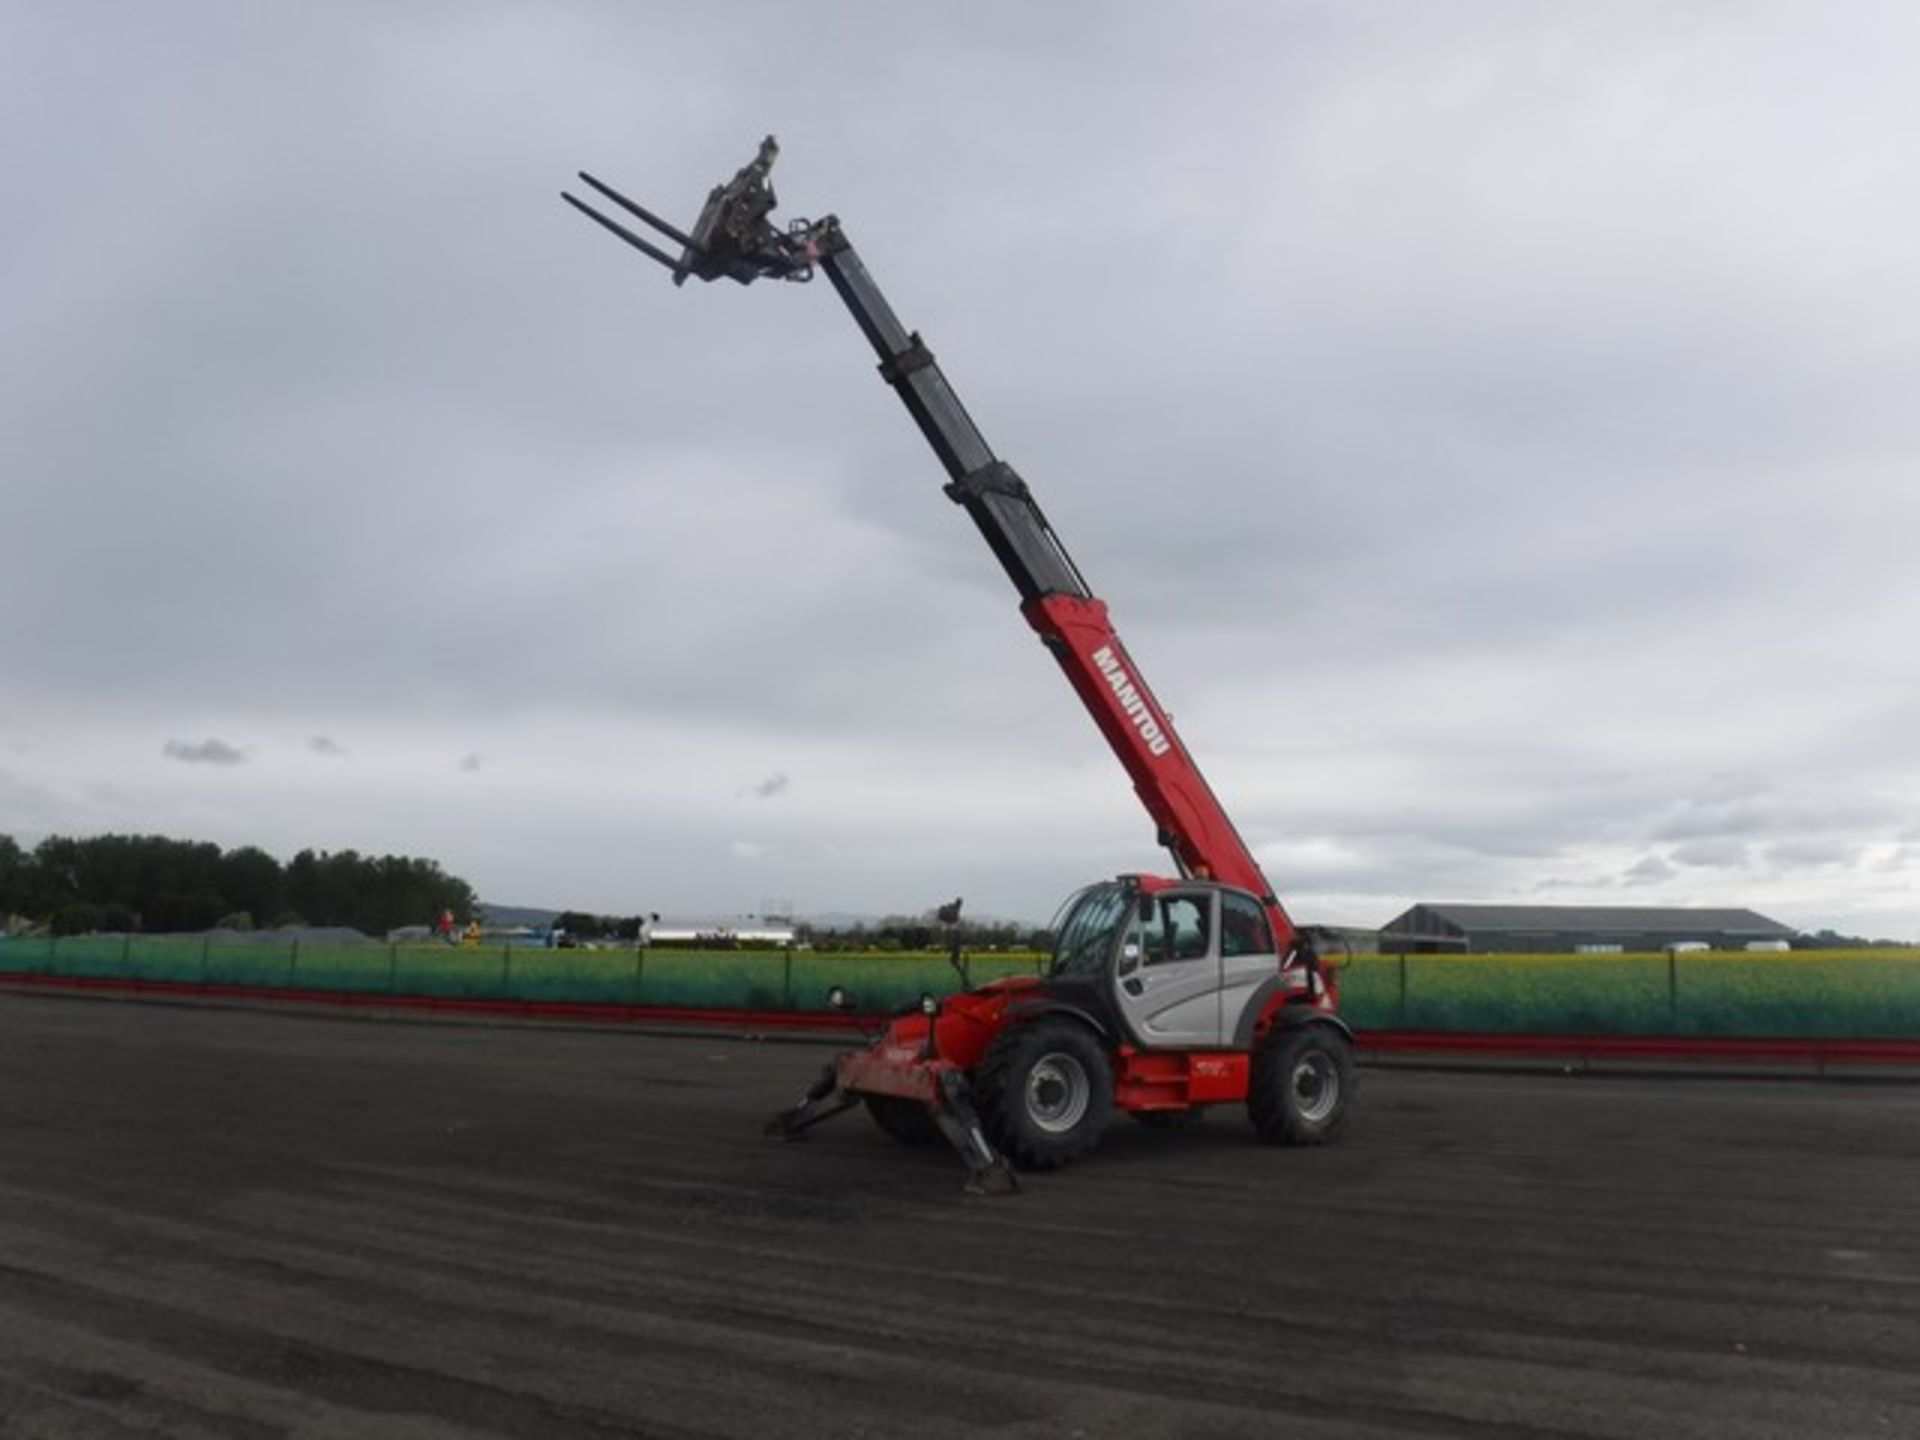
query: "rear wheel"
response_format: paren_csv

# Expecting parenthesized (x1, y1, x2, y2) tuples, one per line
(863, 1094, 941, 1146)
(975, 1019, 1113, 1170)
(1248, 1024, 1354, 1145)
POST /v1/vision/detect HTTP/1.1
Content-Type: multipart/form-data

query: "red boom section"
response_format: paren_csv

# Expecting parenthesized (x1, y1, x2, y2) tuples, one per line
(1025, 593, 1297, 955)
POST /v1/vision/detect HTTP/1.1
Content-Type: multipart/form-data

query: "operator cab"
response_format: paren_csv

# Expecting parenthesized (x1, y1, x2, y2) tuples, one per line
(1047, 878, 1284, 1050)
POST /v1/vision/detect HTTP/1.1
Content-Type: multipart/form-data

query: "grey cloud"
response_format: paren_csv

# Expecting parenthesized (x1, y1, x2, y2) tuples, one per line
(1765, 839, 1860, 869)
(1668, 839, 1749, 870)
(1622, 856, 1675, 886)
(741, 772, 790, 800)
(162, 738, 247, 766)
(459, 753, 484, 773)
(1653, 791, 1901, 844)
(308, 736, 349, 757)
(3, 8, 1917, 937)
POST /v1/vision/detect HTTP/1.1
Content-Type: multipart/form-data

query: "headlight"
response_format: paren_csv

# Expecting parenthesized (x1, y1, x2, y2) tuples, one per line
(919, 993, 940, 1017)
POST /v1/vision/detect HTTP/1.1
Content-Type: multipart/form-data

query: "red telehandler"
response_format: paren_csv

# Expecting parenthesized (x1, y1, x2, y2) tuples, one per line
(565, 139, 1355, 1192)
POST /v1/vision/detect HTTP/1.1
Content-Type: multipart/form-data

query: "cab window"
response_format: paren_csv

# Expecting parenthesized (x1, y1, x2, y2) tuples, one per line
(1050, 883, 1131, 978)
(1221, 892, 1274, 958)
(1141, 893, 1211, 965)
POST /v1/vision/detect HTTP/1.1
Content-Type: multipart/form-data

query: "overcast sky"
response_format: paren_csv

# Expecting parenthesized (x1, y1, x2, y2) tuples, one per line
(5, 3, 1918, 936)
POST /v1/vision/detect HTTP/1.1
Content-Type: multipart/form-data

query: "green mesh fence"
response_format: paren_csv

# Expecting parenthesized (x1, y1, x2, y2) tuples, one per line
(3, 936, 1917, 1039)
(782, 952, 1046, 1014)
(1669, 953, 1920, 1039)
(1338, 950, 1920, 1038)
(1340, 954, 1673, 1035)
(0, 938, 1049, 1011)
(493, 948, 640, 1005)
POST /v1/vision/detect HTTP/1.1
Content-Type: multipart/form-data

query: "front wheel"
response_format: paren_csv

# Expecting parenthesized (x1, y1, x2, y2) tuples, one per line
(974, 1019, 1114, 1170)
(1247, 1025, 1354, 1146)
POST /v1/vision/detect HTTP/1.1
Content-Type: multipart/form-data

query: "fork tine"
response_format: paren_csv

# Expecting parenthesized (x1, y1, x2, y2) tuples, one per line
(561, 192, 682, 272)
(576, 172, 701, 252)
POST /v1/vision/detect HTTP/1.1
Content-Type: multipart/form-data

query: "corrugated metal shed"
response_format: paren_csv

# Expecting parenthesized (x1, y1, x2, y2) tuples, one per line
(1380, 903, 1795, 953)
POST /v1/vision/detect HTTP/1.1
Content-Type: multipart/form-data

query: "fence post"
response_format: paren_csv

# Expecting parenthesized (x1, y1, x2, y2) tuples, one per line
(51, 934, 62, 979)
(1398, 953, 1409, 1029)
(200, 934, 211, 987)
(631, 947, 645, 1007)
(1667, 950, 1679, 1033)
(387, 943, 399, 995)
(781, 949, 794, 1011)
(502, 945, 513, 996)
(288, 938, 300, 987)
(121, 933, 132, 972)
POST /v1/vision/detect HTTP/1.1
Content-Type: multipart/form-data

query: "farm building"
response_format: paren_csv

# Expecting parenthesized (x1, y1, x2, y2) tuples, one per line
(649, 919, 797, 947)
(1378, 903, 1796, 954)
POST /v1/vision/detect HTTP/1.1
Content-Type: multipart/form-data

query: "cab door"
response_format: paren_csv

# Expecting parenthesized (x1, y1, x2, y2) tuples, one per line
(1216, 888, 1282, 1044)
(1111, 889, 1223, 1049)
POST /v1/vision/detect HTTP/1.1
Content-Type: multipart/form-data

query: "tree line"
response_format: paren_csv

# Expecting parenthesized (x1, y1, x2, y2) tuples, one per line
(796, 914, 1050, 953)
(0, 833, 477, 938)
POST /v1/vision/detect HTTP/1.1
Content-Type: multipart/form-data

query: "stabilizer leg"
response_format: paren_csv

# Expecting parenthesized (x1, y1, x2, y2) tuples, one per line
(765, 1062, 857, 1139)
(930, 1070, 1019, 1196)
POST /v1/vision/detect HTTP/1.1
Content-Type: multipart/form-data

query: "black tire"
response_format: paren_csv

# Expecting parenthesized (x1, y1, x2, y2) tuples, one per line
(863, 1094, 942, 1146)
(974, 1019, 1114, 1170)
(1247, 1025, 1354, 1146)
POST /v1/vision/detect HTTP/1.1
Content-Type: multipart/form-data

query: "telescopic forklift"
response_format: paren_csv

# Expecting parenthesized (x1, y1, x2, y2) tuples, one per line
(565, 138, 1355, 1193)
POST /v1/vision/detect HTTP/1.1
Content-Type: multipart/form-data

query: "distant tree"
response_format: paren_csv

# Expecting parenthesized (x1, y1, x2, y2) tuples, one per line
(50, 902, 104, 936)
(98, 901, 140, 933)
(219, 846, 284, 926)
(4, 833, 477, 938)
(1793, 928, 1908, 950)
(28, 836, 84, 917)
(0, 834, 25, 917)
(554, 910, 610, 940)
(288, 848, 475, 935)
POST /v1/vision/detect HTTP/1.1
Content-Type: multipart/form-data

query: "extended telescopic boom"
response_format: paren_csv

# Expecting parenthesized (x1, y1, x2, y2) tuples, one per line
(563, 138, 1297, 954)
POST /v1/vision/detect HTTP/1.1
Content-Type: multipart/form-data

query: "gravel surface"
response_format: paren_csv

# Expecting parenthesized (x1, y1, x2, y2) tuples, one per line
(1, 991, 1915, 1438)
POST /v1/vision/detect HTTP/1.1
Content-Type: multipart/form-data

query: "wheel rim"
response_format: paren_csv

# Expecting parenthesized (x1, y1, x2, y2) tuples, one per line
(1025, 1052, 1092, 1134)
(1289, 1050, 1341, 1124)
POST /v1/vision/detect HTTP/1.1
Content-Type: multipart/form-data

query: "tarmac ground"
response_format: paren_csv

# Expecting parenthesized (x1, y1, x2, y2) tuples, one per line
(1, 990, 1916, 1438)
